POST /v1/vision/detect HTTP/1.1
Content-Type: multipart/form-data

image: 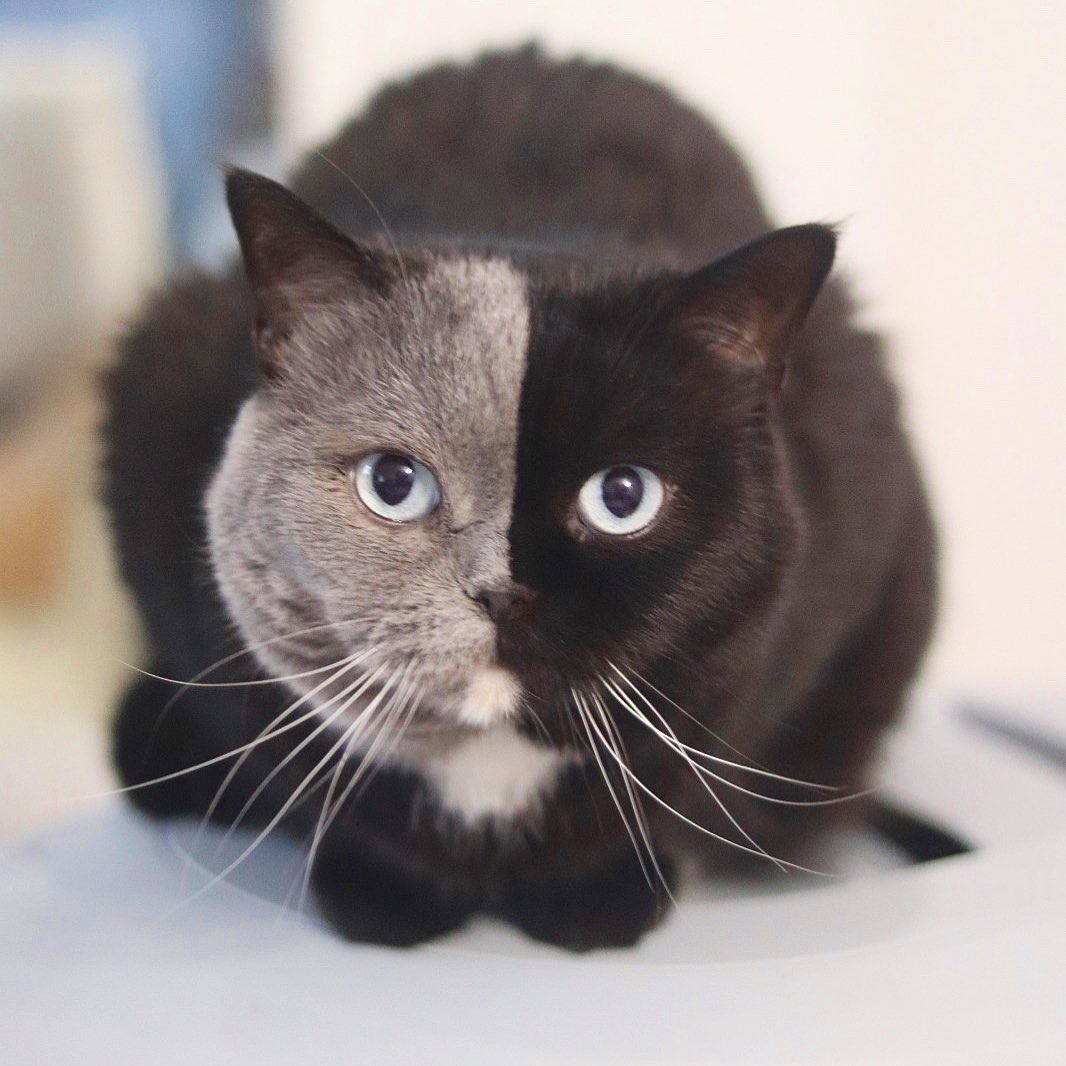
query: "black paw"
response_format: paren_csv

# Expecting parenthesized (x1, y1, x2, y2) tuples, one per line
(312, 845, 474, 948)
(501, 851, 675, 952)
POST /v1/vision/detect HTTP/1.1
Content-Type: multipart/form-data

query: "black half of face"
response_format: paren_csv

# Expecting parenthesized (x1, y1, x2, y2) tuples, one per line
(497, 276, 796, 712)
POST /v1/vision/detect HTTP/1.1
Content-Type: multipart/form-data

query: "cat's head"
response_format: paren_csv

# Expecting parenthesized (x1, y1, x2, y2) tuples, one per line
(206, 169, 834, 749)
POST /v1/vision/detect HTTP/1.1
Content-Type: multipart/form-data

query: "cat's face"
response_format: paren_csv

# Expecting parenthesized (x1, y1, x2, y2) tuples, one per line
(206, 171, 833, 748)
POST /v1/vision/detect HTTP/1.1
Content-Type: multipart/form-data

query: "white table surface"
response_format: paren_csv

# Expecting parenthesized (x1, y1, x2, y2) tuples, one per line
(3, 690, 1064, 1065)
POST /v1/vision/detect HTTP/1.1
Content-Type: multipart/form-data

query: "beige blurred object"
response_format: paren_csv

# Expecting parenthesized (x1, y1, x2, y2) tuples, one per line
(0, 30, 164, 835)
(0, 366, 143, 837)
(0, 30, 164, 603)
(0, 383, 83, 607)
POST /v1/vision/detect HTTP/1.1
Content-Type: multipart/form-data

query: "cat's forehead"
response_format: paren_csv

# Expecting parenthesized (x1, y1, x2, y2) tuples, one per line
(309, 255, 531, 500)
(409, 254, 530, 399)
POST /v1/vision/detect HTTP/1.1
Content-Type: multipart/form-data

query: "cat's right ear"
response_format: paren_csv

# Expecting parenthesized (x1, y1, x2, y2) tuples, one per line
(670, 224, 837, 392)
(225, 168, 389, 379)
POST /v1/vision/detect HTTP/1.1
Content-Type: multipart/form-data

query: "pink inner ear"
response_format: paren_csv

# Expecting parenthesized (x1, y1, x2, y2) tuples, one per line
(678, 308, 766, 369)
(674, 224, 837, 378)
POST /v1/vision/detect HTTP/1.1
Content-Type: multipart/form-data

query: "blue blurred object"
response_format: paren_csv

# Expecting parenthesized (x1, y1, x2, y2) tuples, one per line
(1, 0, 272, 264)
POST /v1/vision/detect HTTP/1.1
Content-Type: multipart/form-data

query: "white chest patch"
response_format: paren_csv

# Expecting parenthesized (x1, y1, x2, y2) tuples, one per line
(414, 726, 572, 827)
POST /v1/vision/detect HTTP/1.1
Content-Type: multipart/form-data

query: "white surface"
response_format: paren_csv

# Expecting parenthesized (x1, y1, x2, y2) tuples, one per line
(3, 691, 1065, 1064)
(271, 0, 1066, 692)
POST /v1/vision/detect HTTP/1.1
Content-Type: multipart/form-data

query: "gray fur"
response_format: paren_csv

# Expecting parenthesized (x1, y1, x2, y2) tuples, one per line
(205, 255, 530, 731)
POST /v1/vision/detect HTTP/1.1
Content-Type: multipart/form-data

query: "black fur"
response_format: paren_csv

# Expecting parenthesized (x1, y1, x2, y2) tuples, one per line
(104, 47, 935, 951)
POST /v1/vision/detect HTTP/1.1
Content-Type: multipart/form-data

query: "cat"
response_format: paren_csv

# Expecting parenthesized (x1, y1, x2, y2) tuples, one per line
(103, 46, 936, 951)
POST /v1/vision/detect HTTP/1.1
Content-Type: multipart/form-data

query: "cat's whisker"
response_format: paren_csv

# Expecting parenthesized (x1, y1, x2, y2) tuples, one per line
(298, 664, 416, 882)
(311, 150, 425, 342)
(132, 616, 371, 754)
(170, 671, 402, 915)
(586, 691, 675, 902)
(597, 679, 787, 872)
(571, 689, 656, 892)
(216, 665, 389, 848)
(197, 654, 370, 823)
(329, 669, 423, 816)
(626, 662, 771, 769)
(301, 744, 356, 895)
(181, 655, 369, 882)
(91, 650, 379, 800)
(606, 671, 871, 810)
(296, 665, 422, 915)
(142, 615, 368, 690)
(279, 675, 414, 923)
(580, 697, 831, 877)
(119, 657, 359, 691)
(615, 660, 769, 764)
(521, 699, 553, 746)
(608, 662, 843, 793)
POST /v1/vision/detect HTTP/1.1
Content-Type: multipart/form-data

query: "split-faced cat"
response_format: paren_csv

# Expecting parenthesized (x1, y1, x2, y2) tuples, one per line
(104, 47, 936, 950)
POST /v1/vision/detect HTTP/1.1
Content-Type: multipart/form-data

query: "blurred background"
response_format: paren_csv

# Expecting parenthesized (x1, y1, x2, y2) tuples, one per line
(0, 0, 1062, 837)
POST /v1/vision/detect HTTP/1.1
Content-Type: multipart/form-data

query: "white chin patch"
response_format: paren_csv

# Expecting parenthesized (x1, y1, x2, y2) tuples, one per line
(456, 666, 521, 727)
(420, 725, 571, 826)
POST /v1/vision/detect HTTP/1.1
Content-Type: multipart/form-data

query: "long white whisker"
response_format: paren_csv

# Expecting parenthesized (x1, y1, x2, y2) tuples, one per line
(608, 663, 842, 792)
(199, 656, 367, 825)
(626, 664, 770, 768)
(571, 689, 655, 891)
(522, 700, 553, 746)
(581, 702, 830, 876)
(298, 666, 415, 891)
(120, 657, 358, 691)
(169, 673, 399, 915)
(325, 672, 421, 818)
(609, 669, 870, 808)
(599, 679, 786, 872)
(92, 654, 378, 799)
(295, 666, 421, 915)
(311, 150, 424, 342)
(136, 616, 369, 729)
(217, 665, 387, 847)
(125, 617, 371, 768)
(587, 692, 675, 902)
(182, 655, 367, 883)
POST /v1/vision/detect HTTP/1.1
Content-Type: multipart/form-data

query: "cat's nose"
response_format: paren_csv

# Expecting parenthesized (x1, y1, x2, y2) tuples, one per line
(471, 583, 534, 623)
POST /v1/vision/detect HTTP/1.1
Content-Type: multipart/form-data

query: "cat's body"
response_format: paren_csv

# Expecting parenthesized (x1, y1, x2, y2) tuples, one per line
(105, 48, 935, 950)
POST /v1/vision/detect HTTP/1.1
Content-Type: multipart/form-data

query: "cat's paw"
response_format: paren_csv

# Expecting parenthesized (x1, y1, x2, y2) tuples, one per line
(501, 851, 675, 953)
(312, 845, 473, 948)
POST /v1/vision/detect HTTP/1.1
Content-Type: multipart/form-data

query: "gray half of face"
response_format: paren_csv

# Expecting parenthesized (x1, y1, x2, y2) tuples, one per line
(207, 169, 835, 740)
(206, 246, 534, 730)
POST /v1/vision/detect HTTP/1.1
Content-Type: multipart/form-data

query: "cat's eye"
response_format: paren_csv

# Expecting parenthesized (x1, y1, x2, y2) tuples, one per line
(352, 452, 440, 522)
(577, 465, 664, 536)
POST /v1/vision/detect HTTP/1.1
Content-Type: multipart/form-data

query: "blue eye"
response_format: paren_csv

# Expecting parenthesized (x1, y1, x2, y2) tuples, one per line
(577, 465, 664, 535)
(352, 452, 440, 522)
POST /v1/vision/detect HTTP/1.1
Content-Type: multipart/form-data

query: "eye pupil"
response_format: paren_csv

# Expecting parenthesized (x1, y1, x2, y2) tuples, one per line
(601, 465, 643, 518)
(372, 453, 415, 505)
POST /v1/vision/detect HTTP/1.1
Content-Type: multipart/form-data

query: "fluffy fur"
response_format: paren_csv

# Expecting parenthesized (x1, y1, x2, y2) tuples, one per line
(103, 47, 935, 952)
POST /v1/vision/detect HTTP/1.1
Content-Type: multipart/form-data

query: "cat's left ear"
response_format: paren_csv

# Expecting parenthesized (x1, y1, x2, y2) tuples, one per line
(672, 224, 836, 391)
(225, 167, 391, 378)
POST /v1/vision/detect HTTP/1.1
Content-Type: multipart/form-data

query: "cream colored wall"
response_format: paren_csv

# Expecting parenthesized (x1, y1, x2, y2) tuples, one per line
(887, 2, 1066, 689)
(273, 0, 1066, 690)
